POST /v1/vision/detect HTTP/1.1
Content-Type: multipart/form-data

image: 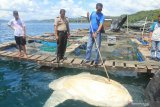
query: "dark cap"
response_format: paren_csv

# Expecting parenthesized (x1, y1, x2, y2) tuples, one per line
(60, 9, 66, 14)
(13, 10, 19, 16)
(96, 3, 103, 8)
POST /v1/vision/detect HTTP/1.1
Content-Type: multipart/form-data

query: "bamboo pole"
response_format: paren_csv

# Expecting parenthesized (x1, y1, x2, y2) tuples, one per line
(142, 17, 147, 40)
(127, 15, 129, 33)
(90, 21, 110, 81)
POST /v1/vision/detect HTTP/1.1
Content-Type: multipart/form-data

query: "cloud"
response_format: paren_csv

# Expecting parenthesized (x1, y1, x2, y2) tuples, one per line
(43, 0, 49, 5)
(0, 0, 40, 20)
(50, 0, 87, 17)
(92, 0, 160, 16)
(0, 0, 160, 20)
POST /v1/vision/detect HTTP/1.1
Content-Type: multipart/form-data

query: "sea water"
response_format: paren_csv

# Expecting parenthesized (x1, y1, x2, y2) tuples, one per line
(0, 22, 150, 107)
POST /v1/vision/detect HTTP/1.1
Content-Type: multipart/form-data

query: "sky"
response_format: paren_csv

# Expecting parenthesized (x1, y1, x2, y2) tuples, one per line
(0, 0, 160, 20)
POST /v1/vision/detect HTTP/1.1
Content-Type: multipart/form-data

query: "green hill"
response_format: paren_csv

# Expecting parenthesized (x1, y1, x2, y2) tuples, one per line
(128, 9, 160, 23)
(26, 9, 160, 23)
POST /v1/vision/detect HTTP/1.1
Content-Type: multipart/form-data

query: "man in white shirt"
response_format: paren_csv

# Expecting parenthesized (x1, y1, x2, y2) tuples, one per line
(8, 11, 27, 58)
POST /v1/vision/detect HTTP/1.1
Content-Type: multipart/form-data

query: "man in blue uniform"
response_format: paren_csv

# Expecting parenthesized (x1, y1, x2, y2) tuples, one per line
(85, 3, 105, 64)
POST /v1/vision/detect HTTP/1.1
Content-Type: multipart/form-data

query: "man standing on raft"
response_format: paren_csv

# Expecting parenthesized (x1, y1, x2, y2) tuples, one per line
(54, 9, 70, 62)
(85, 3, 105, 65)
(8, 11, 27, 58)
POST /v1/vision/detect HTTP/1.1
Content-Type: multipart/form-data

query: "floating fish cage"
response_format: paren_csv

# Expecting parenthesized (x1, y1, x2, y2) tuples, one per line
(0, 33, 159, 74)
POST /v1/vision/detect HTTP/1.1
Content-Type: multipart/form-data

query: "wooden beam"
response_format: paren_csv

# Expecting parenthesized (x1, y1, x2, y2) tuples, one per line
(82, 60, 93, 67)
(136, 64, 147, 73)
(125, 63, 135, 69)
(45, 56, 56, 62)
(29, 55, 41, 61)
(7, 52, 18, 57)
(20, 54, 34, 60)
(72, 58, 83, 66)
(63, 58, 74, 66)
(1, 51, 12, 56)
(0, 51, 7, 54)
(105, 61, 113, 67)
(37, 55, 50, 61)
(115, 61, 124, 68)
(151, 65, 160, 74)
(5, 52, 17, 57)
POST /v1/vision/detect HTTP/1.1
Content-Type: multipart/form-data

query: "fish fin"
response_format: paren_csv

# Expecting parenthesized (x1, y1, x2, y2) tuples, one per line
(44, 91, 72, 107)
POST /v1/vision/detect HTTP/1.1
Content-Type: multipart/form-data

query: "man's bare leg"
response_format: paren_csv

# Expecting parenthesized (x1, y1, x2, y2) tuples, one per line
(17, 45, 21, 57)
(22, 45, 27, 58)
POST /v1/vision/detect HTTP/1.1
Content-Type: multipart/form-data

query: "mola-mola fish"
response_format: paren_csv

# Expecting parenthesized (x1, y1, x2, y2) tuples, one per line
(44, 73, 132, 107)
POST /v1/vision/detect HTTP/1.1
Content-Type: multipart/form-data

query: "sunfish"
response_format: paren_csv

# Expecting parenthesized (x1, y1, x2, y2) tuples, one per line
(44, 73, 132, 107)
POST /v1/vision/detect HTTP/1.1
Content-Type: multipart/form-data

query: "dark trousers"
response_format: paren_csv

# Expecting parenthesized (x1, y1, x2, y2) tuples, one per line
(57, 31, 67, 60)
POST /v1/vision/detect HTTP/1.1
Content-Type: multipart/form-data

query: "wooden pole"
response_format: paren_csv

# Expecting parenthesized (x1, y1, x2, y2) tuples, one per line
(81, 17, 82, 29)
(90, 21, 110, 81)
(142, 17, 147, 40)
(127, 15, 129, 33)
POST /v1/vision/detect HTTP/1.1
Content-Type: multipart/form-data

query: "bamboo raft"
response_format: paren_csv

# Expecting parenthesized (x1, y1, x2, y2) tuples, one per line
(0, 48, 159, 74)
(27, 35, 87, 43)
(0, 33, 159, 74)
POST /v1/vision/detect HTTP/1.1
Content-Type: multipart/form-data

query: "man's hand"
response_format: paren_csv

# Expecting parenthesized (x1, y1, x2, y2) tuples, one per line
(23, 35, 26, 39)
(87, 12, 89, 17)
(148, 37, 152, 49)
(8, 25, 15, 30)
(67, 33, 70, 39)
(56, 35, 58, 41)
(93, 32, 97, 38)
(148, 38, 152, 43)
(148, 41, 152, 49)
(87, 12, 90, 21)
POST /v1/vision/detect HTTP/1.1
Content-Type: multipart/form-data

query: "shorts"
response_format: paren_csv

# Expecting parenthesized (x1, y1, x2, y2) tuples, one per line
(15, 36, 26, 46)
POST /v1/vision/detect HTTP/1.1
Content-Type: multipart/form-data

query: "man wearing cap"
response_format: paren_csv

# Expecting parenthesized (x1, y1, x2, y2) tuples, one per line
(85, 3, 105, 65)
(8, 11, 27, 58)
(54, 9, 70, 62)
(149, 15, 160, 61)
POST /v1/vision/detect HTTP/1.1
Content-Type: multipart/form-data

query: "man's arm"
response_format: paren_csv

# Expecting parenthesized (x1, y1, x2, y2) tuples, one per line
(97, 24, 103, 32)
(149, 32, 153, 41)
(149, 32, 152, 42)
(149, 23, 155, 42)
(97, 15, 104, 33)
(23, 26, 26, 37)
(54, 25, 58, 40)
(8, 20, 14, 30)
(87, 12, 90, 21)
(93, 24, 103, 38)
(54, 18, 59, 40)
(93, 14, 104, 38)
(66, 18, 70, 34)
(22, 20, 26, 37)
(8, 25, 14, 30)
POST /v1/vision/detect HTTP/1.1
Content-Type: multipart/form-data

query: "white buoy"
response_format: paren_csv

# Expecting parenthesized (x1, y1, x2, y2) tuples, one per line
(44, 73, 132, 107)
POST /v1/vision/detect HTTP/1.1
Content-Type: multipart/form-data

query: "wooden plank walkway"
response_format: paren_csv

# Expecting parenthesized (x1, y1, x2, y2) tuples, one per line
(27, 36, 86, 43)
(0, 36, 159, 74)
(0, 41, 16, 50)
(66, 43, 81, 53)
(0, 50, 159, 73)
